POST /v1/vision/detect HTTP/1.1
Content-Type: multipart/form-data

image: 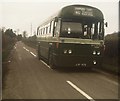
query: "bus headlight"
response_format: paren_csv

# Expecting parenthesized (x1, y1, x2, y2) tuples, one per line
(64, 50, 67, 54)
(97, 52, 100, 55)
(93, 51, 96, 55)
(68, 50, 72, 54)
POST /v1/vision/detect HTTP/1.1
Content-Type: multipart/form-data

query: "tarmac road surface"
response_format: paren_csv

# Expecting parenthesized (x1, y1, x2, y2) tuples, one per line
(2, 41, 118, 100)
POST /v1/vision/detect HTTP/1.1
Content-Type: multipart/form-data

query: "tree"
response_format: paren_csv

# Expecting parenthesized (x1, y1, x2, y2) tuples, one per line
(104, 32, 118, 57)
(23, 31, 27, 38)
(17, 34, 22, 41)
(5, 29, 16, 38)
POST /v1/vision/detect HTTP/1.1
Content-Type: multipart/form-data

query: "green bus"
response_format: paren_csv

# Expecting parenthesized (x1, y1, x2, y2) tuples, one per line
(36, 5, 106, 69)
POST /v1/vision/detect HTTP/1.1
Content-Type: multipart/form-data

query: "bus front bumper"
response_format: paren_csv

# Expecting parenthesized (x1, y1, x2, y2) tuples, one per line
(53, 54, 103, 68)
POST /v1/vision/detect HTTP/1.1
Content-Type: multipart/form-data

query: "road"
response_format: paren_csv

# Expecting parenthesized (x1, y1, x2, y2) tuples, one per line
(2, 41, 118, 100)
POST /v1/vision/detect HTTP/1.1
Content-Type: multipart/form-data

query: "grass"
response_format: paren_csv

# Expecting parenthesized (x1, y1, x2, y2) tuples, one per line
(2, 42, 15, 89)
(102, 56, 118, 74)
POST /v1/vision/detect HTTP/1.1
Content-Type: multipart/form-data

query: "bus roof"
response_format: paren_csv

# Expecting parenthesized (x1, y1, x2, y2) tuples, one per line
(38, 5, 104, 27)
(58, 5, 104, 20)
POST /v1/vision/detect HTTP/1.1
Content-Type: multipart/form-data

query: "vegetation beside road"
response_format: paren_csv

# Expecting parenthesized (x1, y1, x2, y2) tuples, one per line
(1, 28, 22, 88)
(102, 32, 119, 74)
(2, 29, 16, 61)
(22, 35, 37, 49)
(2, 28, 16, 88)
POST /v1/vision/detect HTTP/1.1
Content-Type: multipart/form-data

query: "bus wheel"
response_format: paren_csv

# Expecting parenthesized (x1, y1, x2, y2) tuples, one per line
(49, 52, 55, 69)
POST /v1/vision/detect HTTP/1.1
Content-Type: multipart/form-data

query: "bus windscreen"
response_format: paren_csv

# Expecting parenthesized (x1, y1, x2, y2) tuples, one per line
(60, 21, 104, 40)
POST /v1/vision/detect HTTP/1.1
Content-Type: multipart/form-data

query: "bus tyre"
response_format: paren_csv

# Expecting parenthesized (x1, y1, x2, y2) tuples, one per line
(49, 52, 55, 69)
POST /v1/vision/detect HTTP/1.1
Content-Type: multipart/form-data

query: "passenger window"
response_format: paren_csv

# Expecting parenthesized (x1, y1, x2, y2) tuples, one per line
(50, 20, 54, 34)
(54, 19, 61, 37)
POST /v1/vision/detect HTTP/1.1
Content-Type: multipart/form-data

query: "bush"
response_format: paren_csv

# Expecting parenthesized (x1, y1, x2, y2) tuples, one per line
(104, 32, 118, 57)
(103, 32, 119, 74)
(22, 35, 37, 49)
(2, 28, 17, 61)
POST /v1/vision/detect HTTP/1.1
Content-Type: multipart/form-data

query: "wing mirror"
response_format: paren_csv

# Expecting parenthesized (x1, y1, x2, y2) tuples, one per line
(105, 22, 108, 27)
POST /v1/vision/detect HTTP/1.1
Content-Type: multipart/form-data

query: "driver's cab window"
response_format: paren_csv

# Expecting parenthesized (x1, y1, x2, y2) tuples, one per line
(83, 24, 91, 39)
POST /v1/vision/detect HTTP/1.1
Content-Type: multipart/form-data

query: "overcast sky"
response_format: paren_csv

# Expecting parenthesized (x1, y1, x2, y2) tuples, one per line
(0, 0, 119, 36)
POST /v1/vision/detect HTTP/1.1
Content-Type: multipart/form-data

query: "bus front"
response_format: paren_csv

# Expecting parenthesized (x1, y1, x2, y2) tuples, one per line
(53, 5, 105, 68)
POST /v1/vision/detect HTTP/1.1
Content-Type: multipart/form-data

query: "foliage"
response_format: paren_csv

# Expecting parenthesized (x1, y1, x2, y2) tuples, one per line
(103, 32, 119, 73)
(4, 29, 16, 38)
(22, 35, 37, 49)
(17, 34, 22, 41)
(104, 32, 119, 57)
(2, 28, 17, 61)
(23, 31, 27, 38)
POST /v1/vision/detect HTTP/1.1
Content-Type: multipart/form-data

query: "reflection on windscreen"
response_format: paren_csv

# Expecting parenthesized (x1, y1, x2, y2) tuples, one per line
(61, 22, 82, 38)
(60, 21, 104, 40)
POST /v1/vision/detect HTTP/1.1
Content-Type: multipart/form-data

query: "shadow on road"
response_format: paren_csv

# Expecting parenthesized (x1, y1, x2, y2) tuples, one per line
(54, 67, 96, 74)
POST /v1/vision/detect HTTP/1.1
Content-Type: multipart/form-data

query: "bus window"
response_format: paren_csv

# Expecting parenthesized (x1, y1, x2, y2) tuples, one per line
(47, 26, 49, 34)
(83, 24, 92, 39)
(92, 22, 104, 40)
(60, 21, 104, 40)
(61, 22, 83, 38)
(45, 27, 47, 34)
(50, 20, 54, 36)
(43, 28, 45, 35)
(54, 19, 61, 37)
(39, 29, 41, 35)
(83, 25, 88, 38)
(91, 24, 95, 36)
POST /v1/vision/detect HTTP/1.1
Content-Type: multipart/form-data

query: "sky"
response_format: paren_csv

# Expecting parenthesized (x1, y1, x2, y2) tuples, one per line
(0, 0, 119, 36)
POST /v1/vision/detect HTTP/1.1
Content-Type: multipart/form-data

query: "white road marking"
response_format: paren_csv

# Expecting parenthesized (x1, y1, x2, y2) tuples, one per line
(8, 60, 11, 63)
(23, 47, 26, 49)
(23, 47, 30, 51)
(18, 54, 22, 60)
(30, 52, 37, 57)
(40, 60, 51, 69)
(23, 47, 36, 57)
(18, 56, 22, 60)
(66, 80, 95, 101)
(23, 46, 51, 69)
(26, 48, 29, 52)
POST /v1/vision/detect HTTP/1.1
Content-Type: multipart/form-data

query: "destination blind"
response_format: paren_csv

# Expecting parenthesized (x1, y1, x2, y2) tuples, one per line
(74, 7, 94, 17)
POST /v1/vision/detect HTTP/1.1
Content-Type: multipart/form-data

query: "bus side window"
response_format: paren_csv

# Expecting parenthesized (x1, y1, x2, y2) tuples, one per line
(37, 27, 40, 36)
(53, 21, 57, 36)
(43, 28, 45, 35)
(46, 27, 48, 34)
(54, 19, 61, 37)
(50, 20, 55, 36)
(39, 29, 40, 36)
(91, 24, 95, 36)
(41, 29, 43, 35)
